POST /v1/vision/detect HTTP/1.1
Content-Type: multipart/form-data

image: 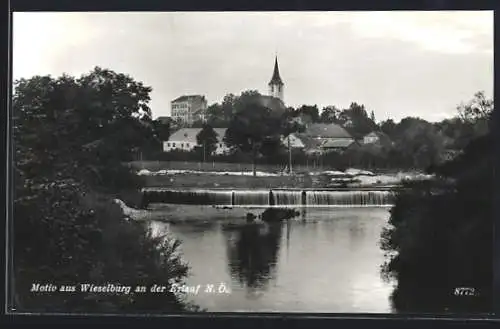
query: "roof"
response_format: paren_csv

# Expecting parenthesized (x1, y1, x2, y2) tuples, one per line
(322, 139, 355, 149)
(298, 136, 323, 150)
(171, 95, 206, 103)
(168, 128, 226, 143)
(213, 128, 227, 141)
(281, 134, 305, 148)
(302, 123, 352, 139)
(168, 128, 198, 143)
(268, 56, 284, 86)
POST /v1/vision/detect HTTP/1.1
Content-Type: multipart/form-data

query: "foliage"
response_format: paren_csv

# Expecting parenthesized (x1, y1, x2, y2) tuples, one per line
(457, 91, 493, 124)
(380, 93, 493, 313)
(196, 123, 219, 160)
(206, 103, 228, 127)
(320, 106, 341, 124)
(159, 90, 493, 172)
(13, 67, 196, 313)
(151, 119, 171, 145)
(224, 102, 282, 176)
(296, 105, 320, 124)
(215, 97, 303, 171)
(337, 102, 378, 139)
(380, 119, 397, 138)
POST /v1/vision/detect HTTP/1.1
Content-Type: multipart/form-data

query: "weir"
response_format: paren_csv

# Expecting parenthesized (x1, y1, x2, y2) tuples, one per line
(143, 188, 397, 207)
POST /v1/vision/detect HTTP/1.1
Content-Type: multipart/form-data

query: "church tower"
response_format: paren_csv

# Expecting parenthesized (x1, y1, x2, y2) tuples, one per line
(268, 56, 284, 102)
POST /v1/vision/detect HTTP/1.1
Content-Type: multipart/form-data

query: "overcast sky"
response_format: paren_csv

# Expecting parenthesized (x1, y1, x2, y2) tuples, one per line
(13, 11, 493, 122)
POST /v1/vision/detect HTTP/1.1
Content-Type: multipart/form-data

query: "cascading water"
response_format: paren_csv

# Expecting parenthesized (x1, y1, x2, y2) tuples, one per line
(232, 190, 270, 206)
(306, 190, 394, 206)
(145, 189, 233, 205)
(272, 190, 303, 207)
(143, 189, 396, 207)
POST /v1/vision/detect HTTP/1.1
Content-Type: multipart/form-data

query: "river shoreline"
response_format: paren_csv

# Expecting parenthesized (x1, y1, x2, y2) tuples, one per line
(137, 169, 432, 189)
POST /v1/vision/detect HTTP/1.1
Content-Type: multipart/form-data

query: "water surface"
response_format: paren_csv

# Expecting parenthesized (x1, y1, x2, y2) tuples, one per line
(151, 207, 394, 313)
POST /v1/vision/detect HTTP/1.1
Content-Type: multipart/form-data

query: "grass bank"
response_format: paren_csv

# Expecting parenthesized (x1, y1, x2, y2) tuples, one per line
(141, 173, 310, 189)
(146, 204, 266, 224)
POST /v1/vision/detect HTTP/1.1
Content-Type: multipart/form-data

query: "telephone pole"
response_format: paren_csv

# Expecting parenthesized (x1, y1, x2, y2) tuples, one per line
(288, 135, 292, 174)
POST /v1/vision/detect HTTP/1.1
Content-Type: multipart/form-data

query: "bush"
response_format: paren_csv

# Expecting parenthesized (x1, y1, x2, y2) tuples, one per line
(12, 69, 199, 313)
(14, 181, 199, 313)
(380, 133, 492, 313)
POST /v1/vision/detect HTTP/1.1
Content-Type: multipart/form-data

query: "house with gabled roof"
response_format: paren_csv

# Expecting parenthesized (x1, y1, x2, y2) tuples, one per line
(281, 133, 305, 149)
(362, 131, 393, 147)
(163, 127, 230, 155)
(297, 123, 356, 154)
(353, 130, 394, 158)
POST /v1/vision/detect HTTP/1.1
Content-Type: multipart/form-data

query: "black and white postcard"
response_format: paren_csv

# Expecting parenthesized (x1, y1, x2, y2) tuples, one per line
(9, 10, 494, 315)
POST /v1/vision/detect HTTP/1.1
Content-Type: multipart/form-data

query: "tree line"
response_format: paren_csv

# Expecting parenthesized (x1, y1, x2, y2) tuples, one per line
(149, 90, 490, 173)
(13, 67, 200, 313)
(380, 92, 493, 313)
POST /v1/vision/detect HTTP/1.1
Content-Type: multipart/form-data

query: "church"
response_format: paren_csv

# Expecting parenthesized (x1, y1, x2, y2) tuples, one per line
(255, 56, 287, 114)
(264, 56, 356, 154)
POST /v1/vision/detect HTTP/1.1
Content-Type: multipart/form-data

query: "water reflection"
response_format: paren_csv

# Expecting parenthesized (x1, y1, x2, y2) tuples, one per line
(160, 207, 393, 312)
(348, 220, 365, 251)
(225, 222, 284, 291)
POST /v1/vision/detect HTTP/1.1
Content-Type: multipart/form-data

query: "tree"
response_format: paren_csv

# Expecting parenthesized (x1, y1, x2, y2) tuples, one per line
(224, 102, 286, 176)
(380, 119, 397, 139)
(297, 105, 320, 123)
(320, 106, 340, 123)
(370, 110, 376, 123)
(206, 103, 227, 127)
(380, 92, 494, 313)
(12, 67, 197, 313)
(338, 102, 377, 139)
(390, 117, 445, 169)
(457, 91, 493, 124)
(196, 124, 219, 161)
(152, 119, 171, 141)
(233, 90, 263, 114)
(221, 93, 237, 119)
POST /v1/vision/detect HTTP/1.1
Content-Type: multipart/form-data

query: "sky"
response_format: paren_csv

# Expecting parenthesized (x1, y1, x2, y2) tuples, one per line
(13, 11, 493, 122)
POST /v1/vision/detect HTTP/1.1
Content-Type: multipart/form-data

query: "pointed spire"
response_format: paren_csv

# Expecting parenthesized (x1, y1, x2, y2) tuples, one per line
(269, 55, 284, 86)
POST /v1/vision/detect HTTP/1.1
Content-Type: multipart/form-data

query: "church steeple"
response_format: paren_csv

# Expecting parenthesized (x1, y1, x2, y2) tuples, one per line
(268, 56, 284, 102)
(269, 56, 283, 86)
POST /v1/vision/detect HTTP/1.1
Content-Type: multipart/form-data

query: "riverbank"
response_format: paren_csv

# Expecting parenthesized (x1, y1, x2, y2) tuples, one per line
(115, 201, 268, 224)
(135, 168, 432, 189)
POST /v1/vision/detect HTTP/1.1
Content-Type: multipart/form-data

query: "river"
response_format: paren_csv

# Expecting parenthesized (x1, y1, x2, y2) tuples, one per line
(149, 206, 395, 313)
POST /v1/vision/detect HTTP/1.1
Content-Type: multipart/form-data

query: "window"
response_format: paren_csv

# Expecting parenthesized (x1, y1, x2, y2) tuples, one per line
(219, 144, 222, 147)
(173, 143, 176, 147)
(167, 143, 171, 147)
(181, 143, 184, 148)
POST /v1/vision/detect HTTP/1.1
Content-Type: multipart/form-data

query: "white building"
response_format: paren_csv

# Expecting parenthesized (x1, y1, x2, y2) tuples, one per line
(362, 131, 392, 147)
(163, 128, 231, 155)
(171, 95, 208, 125)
